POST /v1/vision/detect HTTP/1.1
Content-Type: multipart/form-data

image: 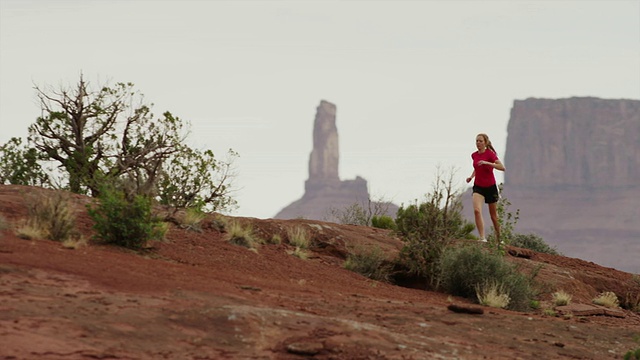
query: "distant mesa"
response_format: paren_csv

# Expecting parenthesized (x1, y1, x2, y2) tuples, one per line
(504, 97, 640, 189)
(274, 100, 398, 221)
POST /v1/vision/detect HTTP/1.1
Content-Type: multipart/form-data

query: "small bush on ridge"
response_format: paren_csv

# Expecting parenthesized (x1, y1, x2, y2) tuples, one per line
(396, 168, 475, 288)
(371, 215, 396, 230)
(87, 185, 162, 250)
(511, 233, 561, 255)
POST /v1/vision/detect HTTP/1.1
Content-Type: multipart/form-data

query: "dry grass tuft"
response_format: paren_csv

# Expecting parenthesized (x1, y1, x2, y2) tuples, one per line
(16, 224, 46, 240)
(268, 234, 282, 245)
(151, 221, 170, 242)
(289, 247, 308, 260)
(475, 281, 511, 309)
(552, 290, 572, 306)
(62, 235, 88, 250)
(180, 208, 206, 232)
(592, 291, 620, 308)
(25, 190, 76, 242)
(287, 226, 310, 249)
(226, 221, 258, 249)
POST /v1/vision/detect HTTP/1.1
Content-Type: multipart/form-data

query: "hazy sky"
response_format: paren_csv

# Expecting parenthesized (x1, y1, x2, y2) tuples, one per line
(1, 0, 639, 219)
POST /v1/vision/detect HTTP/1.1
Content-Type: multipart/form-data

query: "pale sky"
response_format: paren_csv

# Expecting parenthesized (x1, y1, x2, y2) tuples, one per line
(1, 0, 639, 219)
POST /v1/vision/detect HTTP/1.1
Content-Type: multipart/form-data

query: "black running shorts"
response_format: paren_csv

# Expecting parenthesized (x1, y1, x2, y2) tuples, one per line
(472, 184, 499, 204)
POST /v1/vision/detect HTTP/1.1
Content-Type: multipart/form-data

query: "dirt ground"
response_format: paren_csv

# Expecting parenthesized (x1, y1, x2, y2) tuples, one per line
(1, 185, 639, 360)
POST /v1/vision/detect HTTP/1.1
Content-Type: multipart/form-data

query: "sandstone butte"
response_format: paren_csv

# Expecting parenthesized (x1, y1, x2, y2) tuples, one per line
(1, 184, 639, 360)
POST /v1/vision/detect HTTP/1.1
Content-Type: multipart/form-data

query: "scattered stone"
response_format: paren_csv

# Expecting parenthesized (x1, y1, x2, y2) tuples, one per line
(553, 342, 565, 348)
(603, 308, 625, 318)
(286, 341, 324, 356)
(508, 248, 534, 259)
(239, 285, 262, 291)
(556, 303, 626, 318)
(556, 304, 604, 317)
(447, 304, 484, 315)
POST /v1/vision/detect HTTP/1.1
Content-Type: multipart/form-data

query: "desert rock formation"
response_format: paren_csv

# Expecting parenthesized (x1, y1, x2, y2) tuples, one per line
(275, 100, 397, 221)
(502, 97, 640, 273)
(307, 100, 340, 187)
(505, 97, 639, 189)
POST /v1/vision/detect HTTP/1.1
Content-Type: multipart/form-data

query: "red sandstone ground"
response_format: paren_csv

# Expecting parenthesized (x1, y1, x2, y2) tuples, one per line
(1, 185, 639, 360)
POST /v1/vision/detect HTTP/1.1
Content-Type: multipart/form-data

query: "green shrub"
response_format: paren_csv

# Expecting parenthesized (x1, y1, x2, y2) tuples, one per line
(529, 300, 541, 309)
(511, 233, 560, 255)
(395, 200, 474, 242)
(343, 245, 392, 282)
(624, 348, 640, 360)
(396, 175, 475, 288)
(87, 186, 161, 249)
(371, 215, 396, 230)
(438, 244, 535, 311)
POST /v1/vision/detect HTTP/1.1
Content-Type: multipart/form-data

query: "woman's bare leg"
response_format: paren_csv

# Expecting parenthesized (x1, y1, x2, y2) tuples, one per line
(472, 193, 485, 239)
(488, 202, 500, 242)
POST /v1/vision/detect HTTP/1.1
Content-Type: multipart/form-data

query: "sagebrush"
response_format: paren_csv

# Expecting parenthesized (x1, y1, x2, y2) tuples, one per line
(511, 233, 560, 255)
(396, 168, 474, 288)
(438, 244, 536, 311)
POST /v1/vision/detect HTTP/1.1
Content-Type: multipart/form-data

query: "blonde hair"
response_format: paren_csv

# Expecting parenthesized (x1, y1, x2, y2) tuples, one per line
(477, 133, 497, 153)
